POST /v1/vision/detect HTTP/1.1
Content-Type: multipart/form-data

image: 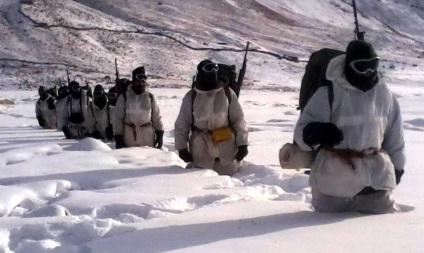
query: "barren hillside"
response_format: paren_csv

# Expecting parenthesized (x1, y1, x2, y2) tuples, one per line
(0, 0, 423, 90)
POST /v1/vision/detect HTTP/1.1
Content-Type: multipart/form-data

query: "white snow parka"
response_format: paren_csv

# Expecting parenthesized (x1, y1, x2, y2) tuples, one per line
(175, 87, 249, 169)
(294, 55, 405, 198)
(57, 90, 90, 137)
(112, 85, 163, 147)
(35, 95, 57, 129)
(86, 101, 111, 138)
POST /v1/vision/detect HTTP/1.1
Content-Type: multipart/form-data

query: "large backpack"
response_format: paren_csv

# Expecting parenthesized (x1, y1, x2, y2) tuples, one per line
(217, 64, 240, 97)
(280, 48, 344, 171)
(298, 48, 344, 112)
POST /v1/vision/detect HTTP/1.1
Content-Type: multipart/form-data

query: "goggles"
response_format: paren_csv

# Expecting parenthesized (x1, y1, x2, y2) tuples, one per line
(202, 63, 219, 73)
(135, 74, 147, 81)
(107, 93, 118, 99)
(93, 90, 104, 97)
(59, 89, 69, 95)
(350, 57, 380, 75)
(70, 85, 80, 92)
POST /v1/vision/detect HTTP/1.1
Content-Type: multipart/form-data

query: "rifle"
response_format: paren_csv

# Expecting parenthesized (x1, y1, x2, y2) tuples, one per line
(236, 41, 250, 97)
(66, 70, 71, 86)
(352, 0, 365, 41)
(115, 58, 120, 84)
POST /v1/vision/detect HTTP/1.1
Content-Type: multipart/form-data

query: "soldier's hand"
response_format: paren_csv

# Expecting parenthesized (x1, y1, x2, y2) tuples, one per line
(47, 98, 56, 110)
(395, 169, 404, 185)
(105, 125, 114, 140)
(178, 149, 193, 163)
(115, 135, 126, 149)
(235, 145, 248, 161)
(91, 130, 102, 139)
(154, 130, 164, 149)
(303, 122, 343, 148)
(62, 126, 72, 139)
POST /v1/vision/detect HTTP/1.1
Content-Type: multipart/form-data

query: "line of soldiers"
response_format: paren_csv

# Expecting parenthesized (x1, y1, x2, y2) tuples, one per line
(36, 62, 248, 177)
(35, 40, 406, 214)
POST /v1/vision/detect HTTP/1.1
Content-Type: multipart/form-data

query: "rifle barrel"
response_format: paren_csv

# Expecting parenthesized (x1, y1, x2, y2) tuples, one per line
(352, 0, 365, 40)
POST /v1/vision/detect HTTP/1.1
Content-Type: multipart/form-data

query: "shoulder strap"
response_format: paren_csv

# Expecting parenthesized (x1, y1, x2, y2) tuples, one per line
(327, 81, 334, 112)
(122, 92, 127, 123)
(224, 86, 232, 126)
(191, 89, 197, 131)
(148, 92, 154, 122)
(224, 86, 232, 103)
(107, 102, 111, 126)
(90, 103, 98, 128)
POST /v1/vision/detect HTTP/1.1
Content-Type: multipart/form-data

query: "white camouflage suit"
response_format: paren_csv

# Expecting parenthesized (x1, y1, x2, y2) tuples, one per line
(55, 97, 68, 131)
(175, 87, 249, 175)
(86, 102, 110, 138)
(35, 94, 57, 129)
(294, 55, 405, 214)
(113, 85, 163, 147)
(57, 90, 90, 138)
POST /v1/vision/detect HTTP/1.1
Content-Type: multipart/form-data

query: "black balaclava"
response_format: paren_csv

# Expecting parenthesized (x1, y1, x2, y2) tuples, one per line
(108, 86, 118, 106)
(195, 59, 219, 91)
(38, 86, 48, 100)
(132, 67, 147, 95)
(58, 86, 70, 100)
(344, 40, 379, 92)
(93, 85, 107, 109)
(69, 81, 81, 99)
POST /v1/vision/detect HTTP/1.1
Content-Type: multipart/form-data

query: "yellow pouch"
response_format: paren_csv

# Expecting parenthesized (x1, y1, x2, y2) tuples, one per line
(211, 127, 232, 142)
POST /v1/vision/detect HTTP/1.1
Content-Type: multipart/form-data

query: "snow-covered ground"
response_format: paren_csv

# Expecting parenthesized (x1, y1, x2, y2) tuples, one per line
(1, 0, 423, 252)
(0, 86, 423, 253)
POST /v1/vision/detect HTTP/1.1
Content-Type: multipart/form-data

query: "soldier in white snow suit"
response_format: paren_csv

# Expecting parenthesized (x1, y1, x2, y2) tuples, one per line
(86, 85, 114, 140)
(175, 60, 249, 176)
(55, 85, 70, 131)
(294, 40, 405, 214)
(35, 86, 57, 129)
(57, 81, 90, 139)
(113, 67, 164, 149)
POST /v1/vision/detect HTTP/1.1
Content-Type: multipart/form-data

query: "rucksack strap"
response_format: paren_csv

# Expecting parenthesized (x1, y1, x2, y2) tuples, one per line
(224, 86, 232, 103)
(327, 81, 334, 112)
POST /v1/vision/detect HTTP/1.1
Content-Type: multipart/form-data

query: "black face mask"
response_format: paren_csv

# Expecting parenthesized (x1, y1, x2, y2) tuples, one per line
(132, 82, 146, 95)
(40, 93, 48, 100)
(71, 89, 80, 99)
(94, 95, 107, 109)
(58, 91, 69, 99)
(345, 65, 378, 92)
(196, 72, 219, 91)
(344, 40, 379, 92)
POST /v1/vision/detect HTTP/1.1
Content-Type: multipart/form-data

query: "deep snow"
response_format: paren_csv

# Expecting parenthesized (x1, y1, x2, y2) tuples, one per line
(0, 87, 423, 253)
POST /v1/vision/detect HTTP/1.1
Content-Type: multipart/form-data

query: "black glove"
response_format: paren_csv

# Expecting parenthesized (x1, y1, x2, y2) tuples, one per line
(178, 149, 193, 163)
(303, 122, 343, 148)
(235, 145, 248, 161)
(47, 98, 56, 110)
(395, 169, 404, 185)
(62, 126, 72, 139)
(154, 130, 164, 149)
(105, 125, 114, 140)
(115, 135, 126, 149)
(91, 130, 102, 139)
(69, 113, 84, 124)
(37, 115, 45, 127)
